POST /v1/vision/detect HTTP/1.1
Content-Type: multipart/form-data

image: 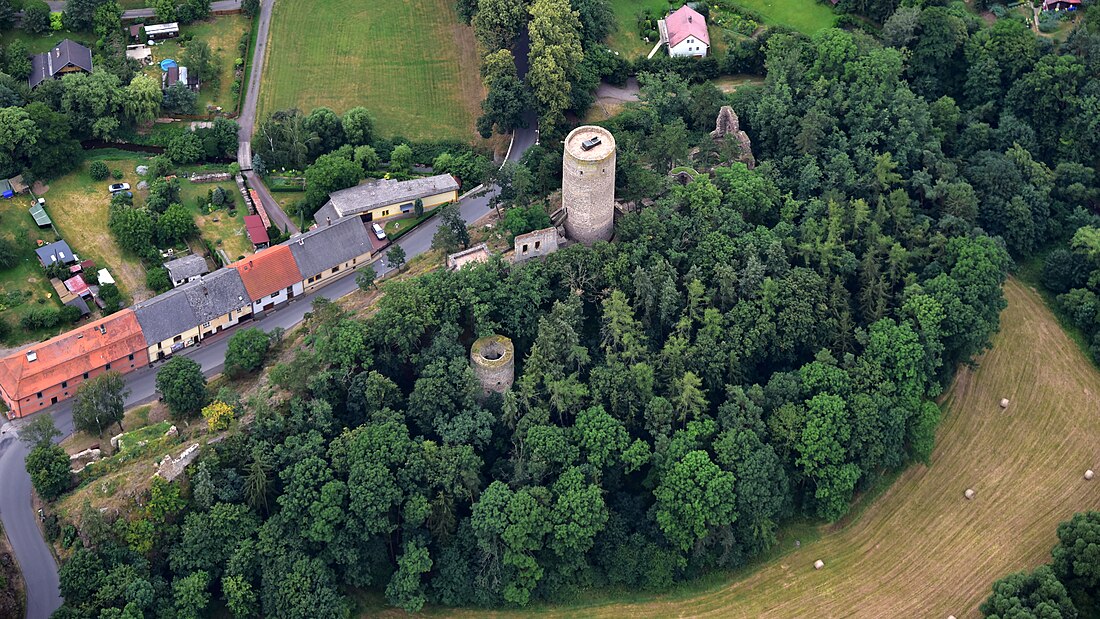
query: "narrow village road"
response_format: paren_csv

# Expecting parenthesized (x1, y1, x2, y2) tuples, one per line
(0, 12, 537, 617)
(42, 0, 241, 19)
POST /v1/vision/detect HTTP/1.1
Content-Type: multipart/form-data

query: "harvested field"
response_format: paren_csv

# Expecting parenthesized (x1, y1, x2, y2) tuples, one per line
(257, 0, 485, 142)
(362, 278, 1100, 617)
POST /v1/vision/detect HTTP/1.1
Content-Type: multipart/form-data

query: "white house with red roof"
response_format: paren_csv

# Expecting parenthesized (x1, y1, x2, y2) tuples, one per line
(659, 5, 710, 58)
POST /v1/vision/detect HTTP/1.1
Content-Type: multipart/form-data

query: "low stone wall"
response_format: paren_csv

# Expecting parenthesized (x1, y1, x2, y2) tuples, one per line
(190, 172, 232, 184)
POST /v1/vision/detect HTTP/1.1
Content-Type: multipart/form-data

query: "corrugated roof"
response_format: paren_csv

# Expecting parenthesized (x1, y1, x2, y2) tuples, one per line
(0, 310, 146, 400)
(320, 174, 460, 222)
(29, 203, 51, 226)
(228, 245, 302, 301)
(285, 216, 372, 278)
(244, 215, 269, 245)
(179, 268, 250, 323)
(132, 287, 199, 346)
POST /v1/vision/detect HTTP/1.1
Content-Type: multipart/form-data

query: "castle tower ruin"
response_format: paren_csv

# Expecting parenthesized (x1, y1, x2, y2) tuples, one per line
(562, 125, 616, 245)
(470, 335, 515, 395)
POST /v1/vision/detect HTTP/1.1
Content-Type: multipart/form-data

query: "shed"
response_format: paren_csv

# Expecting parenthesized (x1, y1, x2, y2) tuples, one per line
(29, 202, 51, 227)
(0, 180, 12, 199)
(129, 23, 145, 40)
(8, 176, 28, 193)
(65, 296, 91, 317)
(244, 215, 270, 248)
(164, 254, 209, 287)
(63, 274, 90, 297)
(97, 269, 115, 285)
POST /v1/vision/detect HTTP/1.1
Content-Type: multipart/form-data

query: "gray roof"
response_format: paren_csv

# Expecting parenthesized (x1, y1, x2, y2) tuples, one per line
(29, 40, 93, 88)
(65, 297, 90, 316)
(164, 254, 209, 282)
(317, 174, 460, 224)
(35, 240, 75, 265)
(285, 217, 372, 277)
(132, 287, 199, 346)
(179, 268, 250, 323)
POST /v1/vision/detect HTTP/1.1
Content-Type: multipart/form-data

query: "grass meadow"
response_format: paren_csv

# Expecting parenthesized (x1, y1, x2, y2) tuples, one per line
(256, 0, 485, 142)
(358, 278, 1100, 617)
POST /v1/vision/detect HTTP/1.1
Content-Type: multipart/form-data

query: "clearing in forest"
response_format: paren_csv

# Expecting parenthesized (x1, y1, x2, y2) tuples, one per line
(374, 279, 1100, 617)
(256, 0, 484, 142)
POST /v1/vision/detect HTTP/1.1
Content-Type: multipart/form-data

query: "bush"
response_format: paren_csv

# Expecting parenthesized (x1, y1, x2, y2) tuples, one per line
(201, 400, 234, 431)
(156, 356, 207, 417)
(20, 307, 60, 330)
(147, 267, 172, 293)
(59, 304, 82, 324)
(99, 283, 122, 315)
(25, 444, 70, 500)
(224, 328, 270, 378)
(89, 161, 109, 181)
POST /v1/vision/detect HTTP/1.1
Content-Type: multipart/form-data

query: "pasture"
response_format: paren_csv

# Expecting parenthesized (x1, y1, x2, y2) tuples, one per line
(256, 0, 484, 142)
(363, 279, 1100, 617)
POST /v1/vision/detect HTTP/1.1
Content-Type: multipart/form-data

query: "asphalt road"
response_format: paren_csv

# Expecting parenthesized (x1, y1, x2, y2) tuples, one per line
(41, 0, 241, 19)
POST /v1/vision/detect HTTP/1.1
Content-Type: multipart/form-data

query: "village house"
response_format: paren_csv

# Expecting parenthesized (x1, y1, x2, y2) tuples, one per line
(179, 268, 253, 340)
(313, 173, 460, 227)
(1043, 0, 1080, 10)
(132, 287, 201, 362)
(0, 311, 148, 417)
(35, 240, 77, 267)
(164, 254, 210, 287)
(659, 5, 710, 58)
(287, 216, 373, 293)
(28, 40, 94, 89)
(229, 245, 304, 314)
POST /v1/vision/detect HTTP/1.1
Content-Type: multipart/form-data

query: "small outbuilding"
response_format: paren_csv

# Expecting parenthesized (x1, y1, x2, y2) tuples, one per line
(244, 215, 270, 249)
(29, 202, 52, 227)
(446, 243, 491, 271)
(145, 22, 180, 41)
(0, 179, 12, 199)
(65, 296, 91, 317)
(164, 253, 209, 287)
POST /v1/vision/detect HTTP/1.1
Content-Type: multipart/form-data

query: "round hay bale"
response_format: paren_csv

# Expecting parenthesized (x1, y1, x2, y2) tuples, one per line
(1086, 470, 1095, 481)
(1000, 398, 1010, 408)
(813, 559, 825, 570)
(964, 488, 976, 500)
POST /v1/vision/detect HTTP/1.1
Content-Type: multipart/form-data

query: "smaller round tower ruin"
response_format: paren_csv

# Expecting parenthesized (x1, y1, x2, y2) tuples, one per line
(562, 125, 616, 245)
(470, 335, 515, 395)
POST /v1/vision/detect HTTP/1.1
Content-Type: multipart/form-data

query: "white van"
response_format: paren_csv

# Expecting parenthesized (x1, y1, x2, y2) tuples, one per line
(372, 223, 387, 240)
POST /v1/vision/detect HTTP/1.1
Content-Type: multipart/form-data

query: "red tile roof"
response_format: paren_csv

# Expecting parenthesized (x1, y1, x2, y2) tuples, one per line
(0, 310, 147, 401)
(228, 245, 302, 301)
(666, 5, 709, 48)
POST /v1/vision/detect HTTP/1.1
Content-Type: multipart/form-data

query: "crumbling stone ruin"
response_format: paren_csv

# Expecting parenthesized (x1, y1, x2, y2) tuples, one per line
(710, 106, 756, 169)
(154, 443, 199, 481)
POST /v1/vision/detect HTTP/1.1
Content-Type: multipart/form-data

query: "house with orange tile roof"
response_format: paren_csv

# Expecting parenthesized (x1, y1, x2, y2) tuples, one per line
(0, 310, 148, 418)
(228, 245, 304, 314)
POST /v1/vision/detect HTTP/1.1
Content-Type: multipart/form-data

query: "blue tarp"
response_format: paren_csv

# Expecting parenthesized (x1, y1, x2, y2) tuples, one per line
(160, 59, 178, 71)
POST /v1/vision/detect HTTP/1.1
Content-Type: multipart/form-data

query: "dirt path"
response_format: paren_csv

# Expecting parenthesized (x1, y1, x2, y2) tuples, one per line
(389, 278, 1100, 618)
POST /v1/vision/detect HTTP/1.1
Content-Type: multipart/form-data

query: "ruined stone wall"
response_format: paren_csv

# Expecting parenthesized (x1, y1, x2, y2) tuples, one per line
(514, 227, 561, 263)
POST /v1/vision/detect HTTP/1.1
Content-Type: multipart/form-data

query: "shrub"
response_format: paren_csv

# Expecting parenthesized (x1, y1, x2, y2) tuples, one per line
(59, 304, 82, 324)
(89, 161, 110, 181)
(25, 444, 70, 500)
(112, 169, 123, 180)
(99, 283, 122, 315)
(156, 356, 207, 417)
(20, 307, 60, 330)
(224, 328, 270, 377)
(201, 400, 234, 431)
(147, 267, 172, 293)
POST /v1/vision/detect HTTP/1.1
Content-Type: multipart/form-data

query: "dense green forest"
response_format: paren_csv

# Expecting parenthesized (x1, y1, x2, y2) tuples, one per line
(38, 1, 1100, 618)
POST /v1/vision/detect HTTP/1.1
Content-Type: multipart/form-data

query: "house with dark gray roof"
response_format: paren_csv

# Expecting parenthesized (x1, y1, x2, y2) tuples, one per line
(35, 240, 76, 266)
(286, 217, 374, 292)
(313, 174, 460, 227)
(179, 268, 253, 340)
(29, 40, 93, 89)
(164, 254, 210, 287)
(132, 287, 201, 361)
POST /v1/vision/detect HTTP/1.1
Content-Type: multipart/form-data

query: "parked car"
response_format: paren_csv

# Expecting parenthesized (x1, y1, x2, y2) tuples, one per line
(108, 183, 131, 193)
(372, 223, 387, 240)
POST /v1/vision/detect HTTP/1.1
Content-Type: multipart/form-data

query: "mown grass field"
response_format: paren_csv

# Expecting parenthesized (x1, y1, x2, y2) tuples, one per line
(256, 0, 484, 142)
(731, 0, 836, 34)
(361, 279, 1100, 617)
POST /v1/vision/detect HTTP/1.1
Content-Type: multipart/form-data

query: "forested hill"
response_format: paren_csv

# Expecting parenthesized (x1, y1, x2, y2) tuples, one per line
(49, 6, 1100, 618)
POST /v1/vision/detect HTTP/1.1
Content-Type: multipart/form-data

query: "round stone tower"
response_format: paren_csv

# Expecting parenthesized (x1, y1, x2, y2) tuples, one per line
(562, 125, 616, 246)
(470, 335, 515, 395)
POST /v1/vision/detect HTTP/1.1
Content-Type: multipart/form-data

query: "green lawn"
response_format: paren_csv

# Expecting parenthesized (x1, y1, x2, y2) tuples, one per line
(0, 195, 66, 345)
(256, 0, 485, 142)
(606, 0, 835, 57)
(139, 16, 251, 113)
(730, 0, 836, 34)
(178, 179, 254, 261)
(0, 29, 95, 54)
